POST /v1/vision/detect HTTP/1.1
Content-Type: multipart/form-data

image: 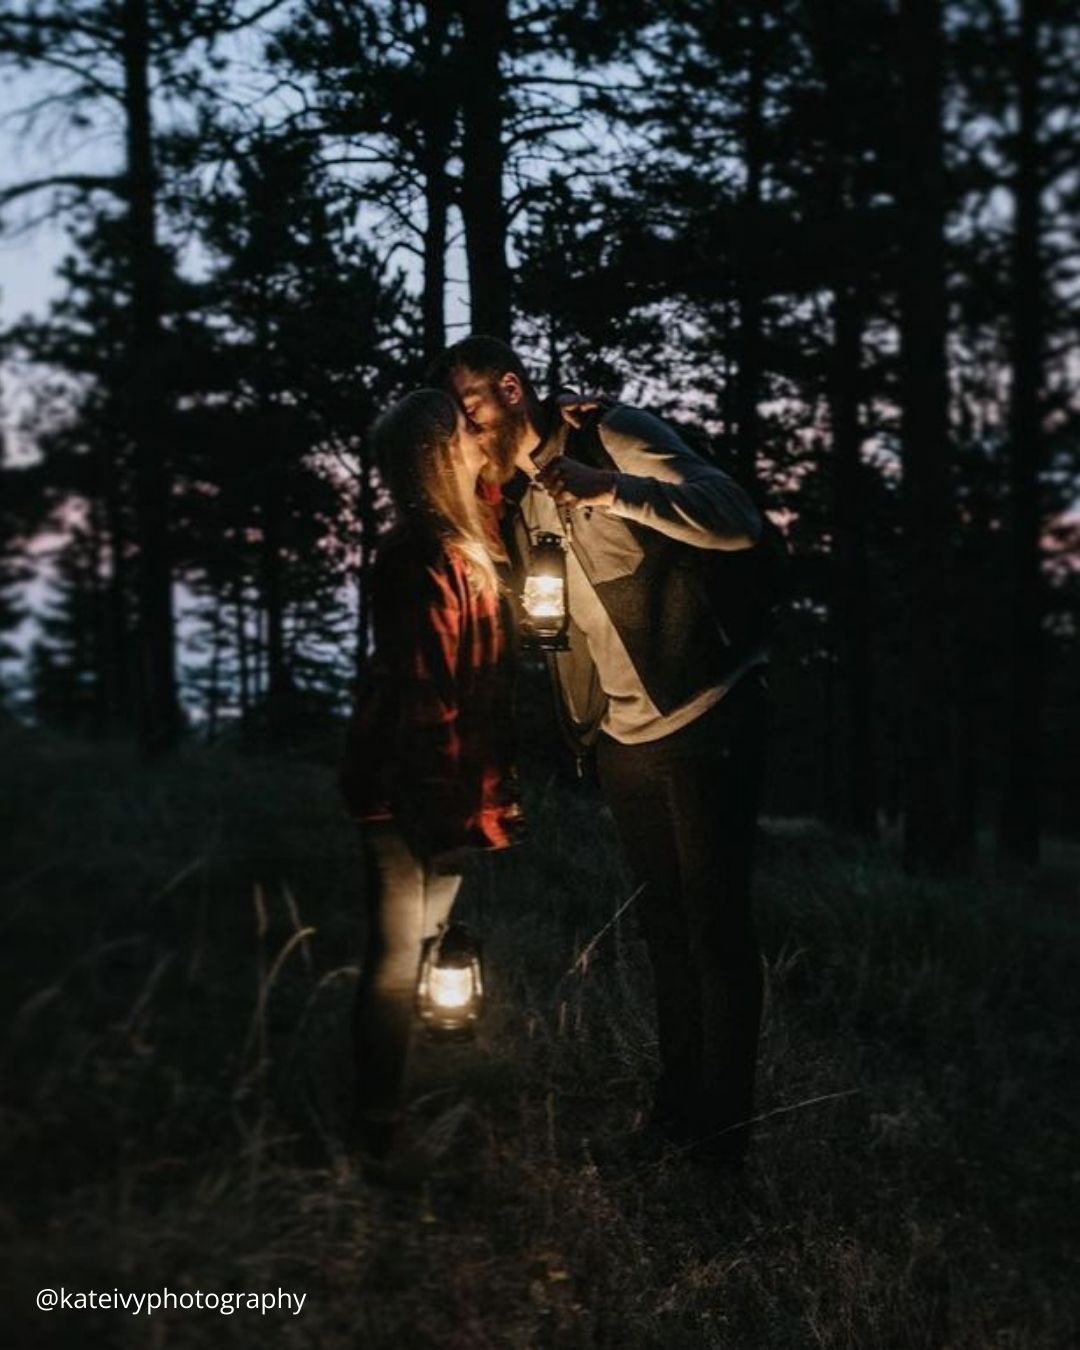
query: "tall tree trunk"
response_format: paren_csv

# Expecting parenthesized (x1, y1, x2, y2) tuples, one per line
(459, 0, 512, 340)
(234, 578, 251, 724)
(356, 454, 377, 677)
(951, 395, 991, 854)
(251, 271, 291, 740)
(261, 486, 289, 728)
(256, 604, 268, 703)
(123, 0, 180, 756)
(86, 498, 110, 735)
(421, 2, 451, 362)
(259, 412, 291, 736)
(814, 0, 878, 837)
(897, 0, 960, 873)
(733, 4, 765, 488)
(999, 0, 1044, 863)
(829, 280, 878, 836)
(100, 433, 132, 730)
(205, 593, 223, 739)
(719, 299, 737, 462)
(822, 629, 838, 822)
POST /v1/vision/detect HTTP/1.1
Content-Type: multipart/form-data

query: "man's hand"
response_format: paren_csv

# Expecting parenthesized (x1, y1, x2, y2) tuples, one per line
(537, 456, 618, 508)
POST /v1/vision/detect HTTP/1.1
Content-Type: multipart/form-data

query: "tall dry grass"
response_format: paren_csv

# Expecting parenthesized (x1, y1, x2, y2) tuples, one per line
(1, 724, 1076, 1348)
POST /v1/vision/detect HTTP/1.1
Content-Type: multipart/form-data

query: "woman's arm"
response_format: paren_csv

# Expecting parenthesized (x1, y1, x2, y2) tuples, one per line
(374, 548, 476, 859)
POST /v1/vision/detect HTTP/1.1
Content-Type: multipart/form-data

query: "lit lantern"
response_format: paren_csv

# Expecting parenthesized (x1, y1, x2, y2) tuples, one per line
(521, 531, 569, 651)
(416, 922, 485, 1039)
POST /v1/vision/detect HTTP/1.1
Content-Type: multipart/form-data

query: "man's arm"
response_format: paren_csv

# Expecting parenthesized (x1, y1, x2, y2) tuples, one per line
(541, 406, 762, 551)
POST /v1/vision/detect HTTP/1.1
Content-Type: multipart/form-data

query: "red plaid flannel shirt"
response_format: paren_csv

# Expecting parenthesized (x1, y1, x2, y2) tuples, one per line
(339, 519, 523, 859)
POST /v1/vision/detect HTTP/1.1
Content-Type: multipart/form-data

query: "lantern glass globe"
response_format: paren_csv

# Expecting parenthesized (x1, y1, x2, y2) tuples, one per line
(429, 966, 473, 1010)
(523, 574, 565, 620)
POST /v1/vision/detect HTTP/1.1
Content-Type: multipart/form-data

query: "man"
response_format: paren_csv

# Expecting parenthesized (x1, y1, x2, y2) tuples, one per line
(427, 335, 768, 1169)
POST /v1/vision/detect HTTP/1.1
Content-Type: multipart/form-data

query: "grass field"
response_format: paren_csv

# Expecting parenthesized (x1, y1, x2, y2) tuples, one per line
(1, 725, 1077, 1349)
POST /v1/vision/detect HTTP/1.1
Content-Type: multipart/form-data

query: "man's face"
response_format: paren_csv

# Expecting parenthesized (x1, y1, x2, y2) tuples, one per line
(449, 366, 528, 484)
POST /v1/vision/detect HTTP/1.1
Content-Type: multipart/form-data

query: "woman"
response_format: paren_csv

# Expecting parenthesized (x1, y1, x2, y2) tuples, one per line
(339, 388, 523, 1163)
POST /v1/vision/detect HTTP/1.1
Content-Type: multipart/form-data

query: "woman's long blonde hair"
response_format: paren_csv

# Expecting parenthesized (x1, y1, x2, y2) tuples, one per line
(370, 388, 505, 596)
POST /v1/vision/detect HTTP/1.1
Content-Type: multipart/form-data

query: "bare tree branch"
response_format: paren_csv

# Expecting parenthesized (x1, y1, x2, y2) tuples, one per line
(14, 50, 124, 103)
(0, 173, 122, 208)
(201, 0, 297, 39)
(518, 75, 646, 95)
(0, 12, 114, 45)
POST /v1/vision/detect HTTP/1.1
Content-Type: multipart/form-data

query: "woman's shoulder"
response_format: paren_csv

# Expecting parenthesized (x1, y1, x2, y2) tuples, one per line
(376, 520, 444, 569)
(374, 522, 465, 598)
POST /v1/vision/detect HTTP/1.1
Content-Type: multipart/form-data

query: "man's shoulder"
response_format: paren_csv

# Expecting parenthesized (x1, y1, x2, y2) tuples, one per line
(597, 404, 704, 465)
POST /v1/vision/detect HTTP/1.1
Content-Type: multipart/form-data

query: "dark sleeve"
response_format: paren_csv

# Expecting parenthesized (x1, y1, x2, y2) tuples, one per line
(601, 406, 762, 550)
(374, 549, 475, 858)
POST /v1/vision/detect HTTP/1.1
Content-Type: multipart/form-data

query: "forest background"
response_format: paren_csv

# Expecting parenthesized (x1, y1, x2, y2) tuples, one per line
(1, 4, 1078, 1347)
(0, 0, 1077, 870)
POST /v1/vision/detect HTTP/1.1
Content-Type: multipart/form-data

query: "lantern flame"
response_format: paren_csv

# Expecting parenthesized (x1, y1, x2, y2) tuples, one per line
(428, 966, 474, 1010)
(524, 575, 565, 619)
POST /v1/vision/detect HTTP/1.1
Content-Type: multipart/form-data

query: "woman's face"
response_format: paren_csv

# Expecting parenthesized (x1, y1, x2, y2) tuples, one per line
(454, 409, 485, 478)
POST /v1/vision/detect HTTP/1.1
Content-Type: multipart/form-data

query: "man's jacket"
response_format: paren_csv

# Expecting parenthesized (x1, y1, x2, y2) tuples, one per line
(502, 404, 764, 753)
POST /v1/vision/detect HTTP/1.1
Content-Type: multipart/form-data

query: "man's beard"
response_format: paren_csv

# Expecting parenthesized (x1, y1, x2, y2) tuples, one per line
(482, 398, 529, 485)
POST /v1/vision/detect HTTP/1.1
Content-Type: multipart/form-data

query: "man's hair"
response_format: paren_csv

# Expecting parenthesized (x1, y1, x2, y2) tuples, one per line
(425, 334, 538, 400)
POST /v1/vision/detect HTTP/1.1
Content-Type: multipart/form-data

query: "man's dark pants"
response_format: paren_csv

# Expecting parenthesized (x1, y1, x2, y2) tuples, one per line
(595, 673, 766, 1160)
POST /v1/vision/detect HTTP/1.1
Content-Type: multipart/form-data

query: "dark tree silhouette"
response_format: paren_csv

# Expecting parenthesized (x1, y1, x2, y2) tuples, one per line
(459, 0, 513, 339)
(999, 0, 1047, 863)
(0, 0, 1075, 842)
(0, 0, 272, 753)
(121, 0, 180, 754)
(268, 0, 458, 364)
(896, 0, 960, 873)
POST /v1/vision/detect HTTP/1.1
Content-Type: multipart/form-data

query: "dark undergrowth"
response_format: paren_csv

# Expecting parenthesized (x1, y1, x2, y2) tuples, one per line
(1, 724, 1076, 1348)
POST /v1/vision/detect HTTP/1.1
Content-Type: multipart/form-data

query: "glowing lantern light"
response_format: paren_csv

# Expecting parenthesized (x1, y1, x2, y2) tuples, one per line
(521, 531, 569, 651)
(416, 923, 485, 1038)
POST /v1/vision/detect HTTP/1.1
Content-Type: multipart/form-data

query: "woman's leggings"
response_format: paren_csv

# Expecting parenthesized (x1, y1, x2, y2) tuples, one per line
(352, 825, 461, 1119)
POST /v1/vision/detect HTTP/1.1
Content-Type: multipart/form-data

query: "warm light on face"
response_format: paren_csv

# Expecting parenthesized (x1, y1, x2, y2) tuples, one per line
(523, 574, 565, 620)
